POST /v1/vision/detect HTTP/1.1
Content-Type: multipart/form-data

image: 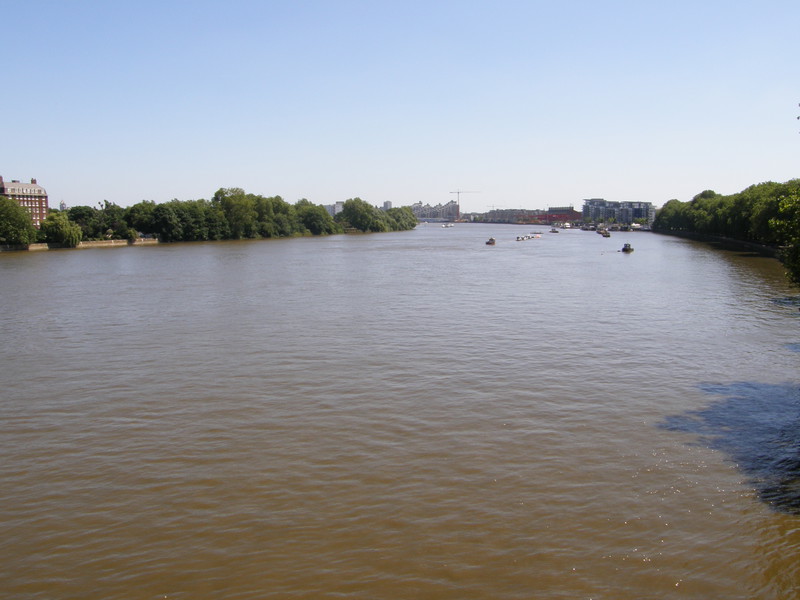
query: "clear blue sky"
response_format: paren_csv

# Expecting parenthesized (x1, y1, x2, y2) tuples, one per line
(4, 0, 799, 213)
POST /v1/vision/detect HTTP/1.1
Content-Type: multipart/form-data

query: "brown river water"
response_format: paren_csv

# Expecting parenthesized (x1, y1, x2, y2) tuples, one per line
(1, 224, 799, 599)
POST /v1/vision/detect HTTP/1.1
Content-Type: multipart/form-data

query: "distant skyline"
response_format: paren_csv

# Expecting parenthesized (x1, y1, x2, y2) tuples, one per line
(4, 1, 799, 214)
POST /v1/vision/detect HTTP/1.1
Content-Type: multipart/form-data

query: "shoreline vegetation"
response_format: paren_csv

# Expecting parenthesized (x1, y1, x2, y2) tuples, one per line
(652, 179, 800, 285)
(0, 189, 417, 251)
(1, 180, 799, 286)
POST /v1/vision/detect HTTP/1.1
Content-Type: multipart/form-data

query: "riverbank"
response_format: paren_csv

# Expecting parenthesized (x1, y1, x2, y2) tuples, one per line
(653, 229, 782, 258)
(0, 238, 160, 252)
(1, 230, 386, 253)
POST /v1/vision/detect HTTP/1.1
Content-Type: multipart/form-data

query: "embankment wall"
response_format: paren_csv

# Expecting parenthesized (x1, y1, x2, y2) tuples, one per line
(1, 239, 160, 252)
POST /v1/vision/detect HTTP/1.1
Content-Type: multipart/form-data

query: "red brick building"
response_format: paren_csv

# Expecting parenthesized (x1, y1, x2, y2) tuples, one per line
(0, 176, 49, 227)
(545, 206, 583, 224)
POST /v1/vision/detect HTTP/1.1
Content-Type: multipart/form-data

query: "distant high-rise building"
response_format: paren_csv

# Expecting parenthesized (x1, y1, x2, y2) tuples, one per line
(324, 201, 346, 217)
(0, 176, 49, 227)
(582, 198, 655, 225)
(410, 199, 459, 221)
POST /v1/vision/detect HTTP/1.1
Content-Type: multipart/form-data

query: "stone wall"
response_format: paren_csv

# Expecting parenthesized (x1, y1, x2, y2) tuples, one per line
(1, 239, 160, 252)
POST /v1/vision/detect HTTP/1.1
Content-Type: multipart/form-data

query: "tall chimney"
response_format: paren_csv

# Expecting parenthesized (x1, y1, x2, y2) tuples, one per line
(31, 178, 37, 184)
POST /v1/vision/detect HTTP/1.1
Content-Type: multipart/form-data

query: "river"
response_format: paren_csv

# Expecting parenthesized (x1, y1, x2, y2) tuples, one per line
(1, 224, 798, 599)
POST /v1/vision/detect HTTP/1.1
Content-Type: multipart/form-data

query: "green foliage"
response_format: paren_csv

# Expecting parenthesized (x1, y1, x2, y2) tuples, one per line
(214, 188, 258, 239)
(653, 179, 800, 285)
(204, 199, 230, 240)
(688, 190, 723, 234)
(770, 192, 800, 285)
(254, 195, 301, 237)
(152, 203, 183, 242)
(0, 196, 38, 246)
(40, 212, 82, 247)
(133, 198, 227, 242)
(122, 189, 346, 242)
(748, 188, 783, 244)
(67, 205, 99, 239)
(331, 199, 417, 233)
(651, 199, 689, 231)
(335, 198, 389, 232)
(124, 201, 156, 234)
(68, 201, 131, 240)
(295, 199, 340, 235)
(385, 206, 418, 231)
(3, 187, 414, 250)
(98, 200, 130, 239)
(169, 200, 209, 241)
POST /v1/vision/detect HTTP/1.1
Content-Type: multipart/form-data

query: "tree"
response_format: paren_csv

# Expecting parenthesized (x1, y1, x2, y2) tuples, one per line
(124, 201, 157, 235)
(68, 205, 102, 239)
(652, 180, 800, 286)
(214, 188, 257, 239)
(253, 195, 304, 237)
(687, 190, 723, 234)
(335, 198, 389, 232)
(295, 199, 340, 235)
(96, 200, 130, 239)
(203, 199, 229, 240)
(770, 192, 800, 285)
(152, 203, 183, 242)
(40, 212, 82, 247)
(0, 196, 38, 246)
(384, 206, 417, 231)
(169, 199, 207, 241)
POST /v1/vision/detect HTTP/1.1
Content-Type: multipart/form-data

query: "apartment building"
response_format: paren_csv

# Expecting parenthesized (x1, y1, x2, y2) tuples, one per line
(0, 176, 49, 227)
(582, 198, 655, 225)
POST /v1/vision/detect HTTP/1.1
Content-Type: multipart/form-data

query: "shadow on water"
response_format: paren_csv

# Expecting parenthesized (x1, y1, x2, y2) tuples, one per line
(661, 381, 800, 514)
(770, 296, 800, 308)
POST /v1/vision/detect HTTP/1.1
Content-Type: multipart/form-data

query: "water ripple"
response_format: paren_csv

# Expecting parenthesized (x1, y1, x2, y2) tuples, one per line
(3, 227, 800, 598)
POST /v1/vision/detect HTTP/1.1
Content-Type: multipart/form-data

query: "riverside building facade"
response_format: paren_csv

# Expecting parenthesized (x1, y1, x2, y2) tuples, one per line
(582, 198, 655, 225)
(0, 176, 49, 227)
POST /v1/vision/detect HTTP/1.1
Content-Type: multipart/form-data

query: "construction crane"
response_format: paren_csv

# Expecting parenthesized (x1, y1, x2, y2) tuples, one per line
(450, 189, 480, 219)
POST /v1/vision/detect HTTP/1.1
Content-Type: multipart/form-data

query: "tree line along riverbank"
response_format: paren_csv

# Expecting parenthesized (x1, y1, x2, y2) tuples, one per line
(652, 179, 800, 285)
(0, 189, 417, 249)
(2, 180, 799, 286)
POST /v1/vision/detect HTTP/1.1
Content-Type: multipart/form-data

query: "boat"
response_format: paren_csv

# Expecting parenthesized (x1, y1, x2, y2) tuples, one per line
(621, 243, 634, 253)
(485, 237, 496, 246)
(549, 227, 559, 233)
